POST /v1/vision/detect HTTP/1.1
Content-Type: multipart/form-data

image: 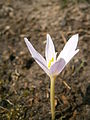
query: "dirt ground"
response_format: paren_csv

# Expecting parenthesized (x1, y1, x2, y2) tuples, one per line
(0, 0, 90, 120)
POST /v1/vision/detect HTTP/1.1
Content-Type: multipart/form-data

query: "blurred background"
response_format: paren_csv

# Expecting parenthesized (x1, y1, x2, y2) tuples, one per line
(0, 0, 90, 120)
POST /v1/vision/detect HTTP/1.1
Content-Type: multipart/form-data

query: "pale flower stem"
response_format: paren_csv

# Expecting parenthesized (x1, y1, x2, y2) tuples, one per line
(50, 76, 56, 120)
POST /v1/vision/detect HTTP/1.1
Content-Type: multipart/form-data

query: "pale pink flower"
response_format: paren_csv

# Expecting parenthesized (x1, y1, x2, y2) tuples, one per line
(24, 34, 79, 77)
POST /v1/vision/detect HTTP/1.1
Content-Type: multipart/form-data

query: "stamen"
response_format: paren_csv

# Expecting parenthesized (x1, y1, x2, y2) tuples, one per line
(48, 57, 54, 68)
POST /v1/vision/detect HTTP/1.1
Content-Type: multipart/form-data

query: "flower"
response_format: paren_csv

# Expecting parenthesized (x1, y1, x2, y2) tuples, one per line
(24, 34, 79, 77)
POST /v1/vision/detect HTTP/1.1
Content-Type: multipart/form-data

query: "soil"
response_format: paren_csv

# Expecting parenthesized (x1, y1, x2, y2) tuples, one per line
(0, 0, 90, 120)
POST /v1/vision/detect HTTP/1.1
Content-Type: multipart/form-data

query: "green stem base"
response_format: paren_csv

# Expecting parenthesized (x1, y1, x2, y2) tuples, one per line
(50, 76, 56, 120)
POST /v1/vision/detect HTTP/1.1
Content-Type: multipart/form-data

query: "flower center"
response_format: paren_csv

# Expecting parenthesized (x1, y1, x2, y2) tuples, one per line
(48, 57, 54, 69)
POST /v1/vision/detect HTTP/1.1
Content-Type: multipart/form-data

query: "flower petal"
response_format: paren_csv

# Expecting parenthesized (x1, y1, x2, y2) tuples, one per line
(57, 34, 79, 64)
(45, 34, 56, 65)
(50, 58, 66, 76)
(24, 38, 50, 76)
(64, 49, 79, 64)
(34, 57, 50, 76)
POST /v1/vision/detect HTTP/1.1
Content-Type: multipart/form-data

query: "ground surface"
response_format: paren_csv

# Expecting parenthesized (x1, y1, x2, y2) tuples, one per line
(0, 0, 90, 120)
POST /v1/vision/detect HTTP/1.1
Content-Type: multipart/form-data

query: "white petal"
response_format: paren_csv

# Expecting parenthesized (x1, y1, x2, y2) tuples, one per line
(57, 34, 79, 64)
(65, 49, 79, 64)
(50, 58, 66, 76)
(24, 38, 50, 76)
(45, 34, 56, 65)
(34, 57, 50, 76)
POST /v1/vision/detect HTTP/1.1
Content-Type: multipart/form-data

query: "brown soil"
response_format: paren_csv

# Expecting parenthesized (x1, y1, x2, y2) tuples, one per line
(0, 0, 90, 120)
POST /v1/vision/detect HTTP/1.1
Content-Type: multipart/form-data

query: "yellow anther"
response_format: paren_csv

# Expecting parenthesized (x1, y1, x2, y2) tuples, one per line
(48, 57, 54, 68)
